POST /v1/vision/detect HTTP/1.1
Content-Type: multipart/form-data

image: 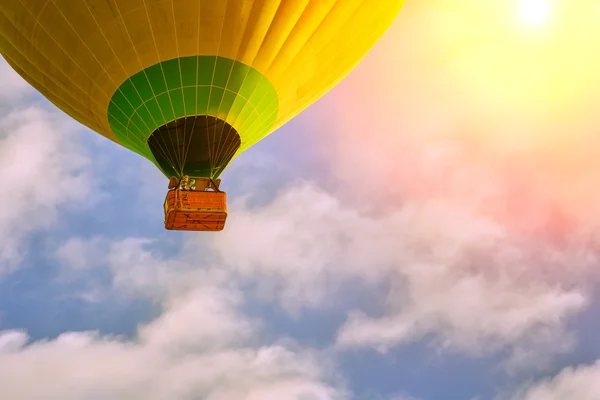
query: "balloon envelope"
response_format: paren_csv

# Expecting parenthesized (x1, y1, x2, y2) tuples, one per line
(1, 0, 403, 178)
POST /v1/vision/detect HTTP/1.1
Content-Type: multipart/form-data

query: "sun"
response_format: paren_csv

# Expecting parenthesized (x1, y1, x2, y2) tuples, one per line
(518, 0, 551, 27)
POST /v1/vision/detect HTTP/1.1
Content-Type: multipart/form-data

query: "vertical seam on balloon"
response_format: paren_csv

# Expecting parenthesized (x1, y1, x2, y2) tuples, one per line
(206, 0, 230, 178)
(217, 0, 283, 164)
(210, 3, 254, 175)
(11, 0, 135, 138)
(147, 13, 182, 175)
(233, 0, 317, 152)
(111, 3, 169, 132)
(140, 0, 180, 169)
(183, 0, 203, 168)
(214, 1, 264, 147)
(142, 0, 180, 174)
(205, 64, 219, 175)
(266, 0, 384, 138)
(254, 0, 310, 73)
(125, 101, 173, 167)
(17, 0, 112, 101)
(29, 0, 53, 44)
(212, 5, 243, 176)
(240, 0, 368, 151)
(178, 0, 205, 175)
(245, 0, 352, 140)
(0, 32, 98, 128)
(50, 1, 119, 87)
(171, 0, 185, 174)
(2, 52, 115, 140)
(295, 0, 383, 116)
(15, 0, 111, 102)
(213, 1, 275, 176)
(111, 1, 175, 173)
(234, 78, 276, 140)
(81, 1, 162, 142)
(212, 49, 237, 175)
(48, 0, 156, 156)
(222, 0, 290, 156)
(256, 0, 355, 134)
(266, 0, 337, 79)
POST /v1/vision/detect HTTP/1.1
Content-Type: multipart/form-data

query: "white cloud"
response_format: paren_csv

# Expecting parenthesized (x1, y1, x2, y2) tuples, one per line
(359, 394, 420, 400)
(0, 327, 342, 400)
(0, 59, 94, 276)
(52, 174, 595, 377)
(337, 277, 583, 355)
(1, 236, 346, 400)
(57, 236, 215, 304)
(209, 184, 391, 311)
(56, 236, 107, 271)
(0, 268, 346, 400)
(137, 288, 254, 353)
(0, 58, 31, 100)
(193, 183, 592, 367)
(509, 360, 600, 400)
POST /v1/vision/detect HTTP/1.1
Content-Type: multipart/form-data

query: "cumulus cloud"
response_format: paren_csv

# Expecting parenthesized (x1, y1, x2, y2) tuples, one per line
(56, 236, 107, 271)
(0, 58, 94, 276)
(57, 236, 220, 303)
(210, 184, 391, 311)
(190, 183, 590, 368)
(4, 236, 346, 400)
(508, 360, 600, 400)
(0, 315, 342, 400)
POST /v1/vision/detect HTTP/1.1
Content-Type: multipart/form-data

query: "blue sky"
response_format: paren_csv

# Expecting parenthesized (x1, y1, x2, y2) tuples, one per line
(3, 3, 600, 399)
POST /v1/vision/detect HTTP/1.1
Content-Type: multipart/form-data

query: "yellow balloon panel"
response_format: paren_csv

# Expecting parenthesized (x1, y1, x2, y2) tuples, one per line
(0, 0, 403, 156)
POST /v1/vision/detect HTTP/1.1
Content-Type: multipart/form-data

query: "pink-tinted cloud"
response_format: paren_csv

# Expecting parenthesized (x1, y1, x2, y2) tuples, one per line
(316, 0, 600, 242)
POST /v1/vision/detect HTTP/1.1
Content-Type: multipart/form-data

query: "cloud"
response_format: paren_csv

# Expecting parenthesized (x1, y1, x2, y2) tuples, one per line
(358, 393, 420, 400)
(190, 183, 590, 368)
(509, 360, 600, 400)
(209, 184, 392, 311)
(137, 288, 255, 353)
(0, 59, 30, 100)
(337, 278, 583, 356)
(56, 236, 108, 271)
(0, 324, 342, 400)
(2, 237, 346, 400)
(57, 236, 206, 305)
(0, 59, 95, 276)
(0, 106, 93, 275)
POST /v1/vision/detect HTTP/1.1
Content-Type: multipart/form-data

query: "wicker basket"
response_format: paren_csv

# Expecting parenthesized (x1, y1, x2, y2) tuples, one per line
(164, 189, 227, 231)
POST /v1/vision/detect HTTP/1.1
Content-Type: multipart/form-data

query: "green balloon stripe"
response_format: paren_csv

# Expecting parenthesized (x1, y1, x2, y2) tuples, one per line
(107, 56, 279, 177)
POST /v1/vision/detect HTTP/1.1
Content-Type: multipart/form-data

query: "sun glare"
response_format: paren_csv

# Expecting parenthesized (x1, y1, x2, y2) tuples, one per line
(518, 0, 551, 27)
(417, 0, 600, 130)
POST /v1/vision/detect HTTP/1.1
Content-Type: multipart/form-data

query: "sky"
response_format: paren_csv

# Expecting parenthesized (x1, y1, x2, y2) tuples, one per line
(3, 0, 600, 399)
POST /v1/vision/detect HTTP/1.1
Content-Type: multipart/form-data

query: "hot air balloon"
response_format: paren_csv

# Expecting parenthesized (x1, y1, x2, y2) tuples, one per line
(0, 0, 403, 231)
